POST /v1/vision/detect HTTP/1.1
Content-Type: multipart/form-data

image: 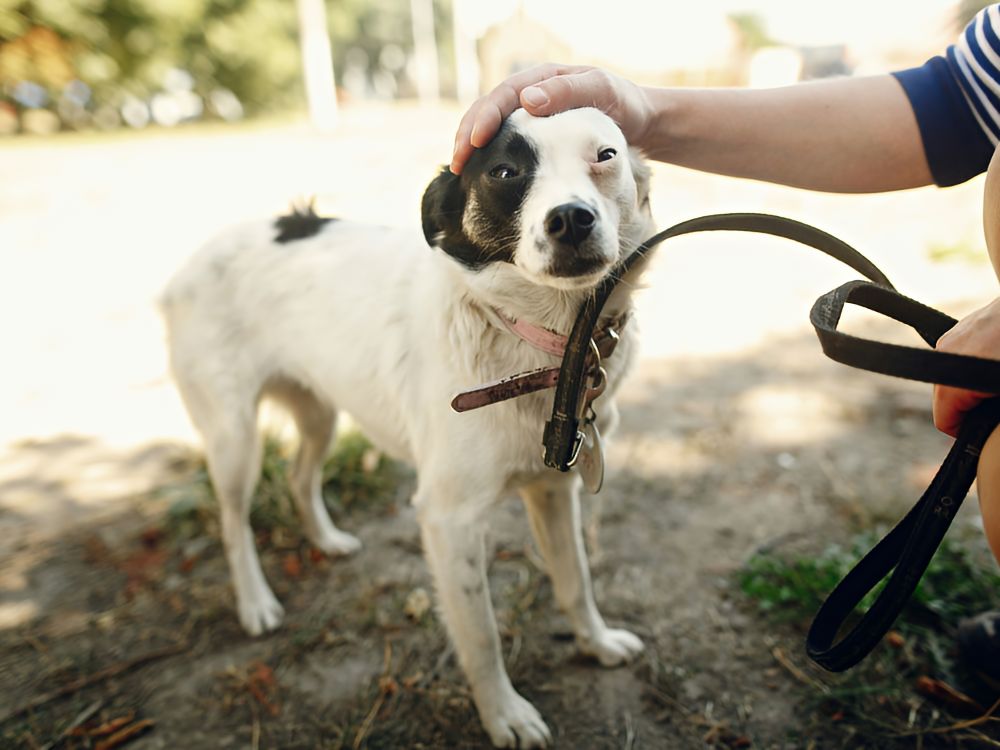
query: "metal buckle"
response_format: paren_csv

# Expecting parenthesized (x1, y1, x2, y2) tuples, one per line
(587, 366, 607, 401)
(566, 429, 586, 468)
(587, 338, 601, 367)
(597, 327, 620, 358)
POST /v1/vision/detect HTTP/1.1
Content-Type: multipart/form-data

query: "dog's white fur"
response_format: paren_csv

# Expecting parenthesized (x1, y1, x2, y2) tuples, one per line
(162, 108, 653, 748)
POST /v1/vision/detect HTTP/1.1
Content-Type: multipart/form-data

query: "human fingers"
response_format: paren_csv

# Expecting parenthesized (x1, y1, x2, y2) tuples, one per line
(519, 68, 652, 145)
(519, 68, 617, 116)
(931, 305, 1000, 436)
(933, 383, 990, 437)
(450, 64, 590, 174)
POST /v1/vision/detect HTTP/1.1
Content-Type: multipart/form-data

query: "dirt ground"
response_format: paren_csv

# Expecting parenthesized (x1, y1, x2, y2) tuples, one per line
(2, 105, 999, 749)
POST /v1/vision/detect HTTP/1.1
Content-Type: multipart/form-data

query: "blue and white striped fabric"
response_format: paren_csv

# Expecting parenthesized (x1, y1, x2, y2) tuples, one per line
(949, 4, 1000, 147)
(894, 4, 999, 186)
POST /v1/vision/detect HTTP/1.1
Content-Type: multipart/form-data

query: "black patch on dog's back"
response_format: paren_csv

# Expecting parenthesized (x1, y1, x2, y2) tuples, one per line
(274, 203, 335, 244)
(421, 126, 538, 270)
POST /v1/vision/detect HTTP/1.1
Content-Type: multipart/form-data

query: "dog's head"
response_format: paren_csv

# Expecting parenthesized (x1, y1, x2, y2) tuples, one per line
(422, 108, 652, 291)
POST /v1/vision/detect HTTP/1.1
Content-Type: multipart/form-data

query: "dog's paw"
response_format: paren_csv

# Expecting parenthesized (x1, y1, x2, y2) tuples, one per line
(480, 690, 552, 748)
(311, 528, 362, 557)
(238, 588, 285, 636)
(579, 627, 644, 667)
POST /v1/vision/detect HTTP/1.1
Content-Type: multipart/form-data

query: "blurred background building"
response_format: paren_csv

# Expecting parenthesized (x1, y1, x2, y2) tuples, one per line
(0, 0, 991, 137)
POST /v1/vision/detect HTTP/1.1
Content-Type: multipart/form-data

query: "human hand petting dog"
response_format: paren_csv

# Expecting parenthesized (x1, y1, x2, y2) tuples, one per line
(453, 62, 932, 192)
(450, 63, 655, 175)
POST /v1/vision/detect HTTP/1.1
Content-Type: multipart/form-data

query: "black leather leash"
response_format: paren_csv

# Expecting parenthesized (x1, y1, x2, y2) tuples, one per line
(542, 213, 895, 471)
(542, 212, 1000, 672)
(807, 281, 1000, 670)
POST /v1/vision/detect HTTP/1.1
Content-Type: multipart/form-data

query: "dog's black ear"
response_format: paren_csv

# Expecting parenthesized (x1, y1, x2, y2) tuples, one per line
(421, 167, 465, 248)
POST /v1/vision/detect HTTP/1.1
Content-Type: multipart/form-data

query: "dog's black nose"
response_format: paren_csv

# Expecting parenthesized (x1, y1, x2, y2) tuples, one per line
(545, 202, 596, 245)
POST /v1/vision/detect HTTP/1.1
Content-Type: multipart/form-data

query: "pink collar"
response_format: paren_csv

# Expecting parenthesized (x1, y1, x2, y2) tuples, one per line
(495, 310, 569, 357)
(449, 310, 628, 413)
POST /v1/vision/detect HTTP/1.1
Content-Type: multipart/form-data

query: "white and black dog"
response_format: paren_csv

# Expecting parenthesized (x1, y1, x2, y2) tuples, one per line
(162, 107, 654, 747)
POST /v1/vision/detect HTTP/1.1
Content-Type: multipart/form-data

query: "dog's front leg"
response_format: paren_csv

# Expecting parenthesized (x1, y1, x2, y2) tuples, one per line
(418, 501, 552, 749)
(520, 476, 644, 666)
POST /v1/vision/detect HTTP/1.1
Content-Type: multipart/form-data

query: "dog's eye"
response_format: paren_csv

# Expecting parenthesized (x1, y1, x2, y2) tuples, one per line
(597, 147, 617, 162)
(489, 164, 519, 179)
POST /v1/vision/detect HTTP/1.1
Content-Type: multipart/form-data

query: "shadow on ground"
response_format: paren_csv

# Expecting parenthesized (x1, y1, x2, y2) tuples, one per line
(1, 317, 996, 749)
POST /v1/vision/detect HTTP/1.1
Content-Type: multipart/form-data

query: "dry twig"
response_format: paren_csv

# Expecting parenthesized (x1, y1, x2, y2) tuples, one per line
(352, 641, 397, 750)
(93, 719, 154, 750)
(771, 646, 830, 695)
(1, 641, 189, 724)
(39, 699, 102, 750)
(893, 696, 1000, 739)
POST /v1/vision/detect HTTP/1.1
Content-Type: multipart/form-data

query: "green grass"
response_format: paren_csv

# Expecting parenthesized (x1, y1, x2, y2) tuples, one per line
(739, 532, 1000, 746)
(162, 430, 404, 544)
(741, 533, 1000, 636)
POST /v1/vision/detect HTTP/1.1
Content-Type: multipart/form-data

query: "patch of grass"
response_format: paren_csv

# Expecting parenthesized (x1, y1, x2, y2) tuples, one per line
(740, 537, 870, 622)
(739, 532, 1000, 747)
(741, 533, 1000, 636)
(321, 431, 401, 515)
(161, 431, 404, 544)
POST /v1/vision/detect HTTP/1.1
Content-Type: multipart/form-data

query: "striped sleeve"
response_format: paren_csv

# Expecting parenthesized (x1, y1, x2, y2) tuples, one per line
(892, 5, 999, 186)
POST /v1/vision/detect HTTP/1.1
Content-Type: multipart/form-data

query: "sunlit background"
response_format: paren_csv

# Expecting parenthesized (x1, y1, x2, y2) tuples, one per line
(3, 2, 1000, 746)
(1, 0, 996, 595)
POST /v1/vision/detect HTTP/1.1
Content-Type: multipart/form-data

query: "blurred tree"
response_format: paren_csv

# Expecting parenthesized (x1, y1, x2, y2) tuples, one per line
(0, 0, 456, 130)
(728, 12, 774, 52)
(1, 0, 302, 116)
(326, 0, 453, 99)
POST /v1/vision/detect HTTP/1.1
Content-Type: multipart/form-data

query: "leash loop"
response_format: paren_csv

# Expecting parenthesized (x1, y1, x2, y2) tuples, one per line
(804, 278, 1000, 670)
(547, 211, 1000, 672)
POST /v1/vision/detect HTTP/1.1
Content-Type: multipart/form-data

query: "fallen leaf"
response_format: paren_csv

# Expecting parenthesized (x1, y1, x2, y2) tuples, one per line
(379, 675, 399, 696)
(249, 661, 275, 688)
(246, 661, 280, 716)
(885, 631, 904, 648)
(282, 553, 302, 579)
(139, 527, 164, 548)
(404, 588, 431, 622)
(120, 547, 168, 597)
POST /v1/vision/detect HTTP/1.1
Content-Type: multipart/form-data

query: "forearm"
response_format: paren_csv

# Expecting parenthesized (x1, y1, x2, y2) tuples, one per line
(642, 75, 933, 193)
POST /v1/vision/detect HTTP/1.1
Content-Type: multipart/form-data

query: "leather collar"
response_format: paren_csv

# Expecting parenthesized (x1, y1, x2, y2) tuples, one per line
(449, 311, 628, 413)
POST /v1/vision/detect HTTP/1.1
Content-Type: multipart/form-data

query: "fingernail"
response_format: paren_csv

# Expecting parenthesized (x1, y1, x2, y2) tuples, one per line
(470, 121, 482, 146)
(522, 87, 549, 108)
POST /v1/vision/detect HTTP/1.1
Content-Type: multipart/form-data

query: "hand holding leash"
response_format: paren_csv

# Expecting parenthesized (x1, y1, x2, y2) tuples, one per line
(545, 212, 1000, 672)
(933, 296, 1000, 436)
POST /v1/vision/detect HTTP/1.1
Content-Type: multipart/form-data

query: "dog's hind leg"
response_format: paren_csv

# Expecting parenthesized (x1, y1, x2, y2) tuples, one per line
(519, 476, 643, 667)
(202, 403, 285, 636)
(274, 380, 361, 556)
